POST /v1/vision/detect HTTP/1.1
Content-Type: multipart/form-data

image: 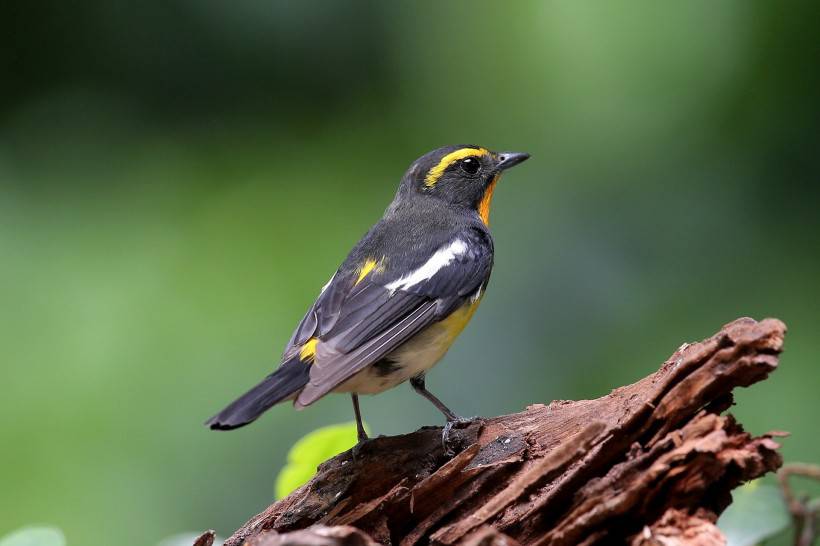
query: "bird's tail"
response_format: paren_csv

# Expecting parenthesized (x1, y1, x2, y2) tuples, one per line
(205, 357, 311, 430)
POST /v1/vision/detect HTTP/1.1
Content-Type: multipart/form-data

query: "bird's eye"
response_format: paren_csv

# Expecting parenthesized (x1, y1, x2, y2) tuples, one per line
(459, 157, 481, 175)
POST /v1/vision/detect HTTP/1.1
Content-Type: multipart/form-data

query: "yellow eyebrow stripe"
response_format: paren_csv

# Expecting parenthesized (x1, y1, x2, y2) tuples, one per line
(424, 147, 489, 187)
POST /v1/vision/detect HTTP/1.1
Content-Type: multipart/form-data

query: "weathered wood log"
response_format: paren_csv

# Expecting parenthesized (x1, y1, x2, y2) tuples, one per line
(216, 317, 786, 546)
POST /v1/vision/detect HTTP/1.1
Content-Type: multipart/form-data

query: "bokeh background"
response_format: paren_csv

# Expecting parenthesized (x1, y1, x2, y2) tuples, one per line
(2, 1, 818, 545)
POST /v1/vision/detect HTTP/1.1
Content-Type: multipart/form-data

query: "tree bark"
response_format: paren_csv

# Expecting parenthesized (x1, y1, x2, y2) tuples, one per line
(213, 317, 786, 546)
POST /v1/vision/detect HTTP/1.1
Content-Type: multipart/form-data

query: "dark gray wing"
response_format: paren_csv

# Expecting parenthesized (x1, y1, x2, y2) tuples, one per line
(288, 228, 493, 407)
(281, 270, 355, 362)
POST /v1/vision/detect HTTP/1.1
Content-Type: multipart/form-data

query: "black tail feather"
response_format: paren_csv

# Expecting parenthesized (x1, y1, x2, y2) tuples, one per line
(205, 357, 310, 430)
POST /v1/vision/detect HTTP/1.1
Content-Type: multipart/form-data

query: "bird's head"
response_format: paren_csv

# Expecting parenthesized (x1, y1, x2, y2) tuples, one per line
(399, 145, 530, 225)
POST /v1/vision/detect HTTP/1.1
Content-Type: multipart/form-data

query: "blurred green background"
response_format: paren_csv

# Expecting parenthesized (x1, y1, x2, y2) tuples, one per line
(1, 1, 818, 545)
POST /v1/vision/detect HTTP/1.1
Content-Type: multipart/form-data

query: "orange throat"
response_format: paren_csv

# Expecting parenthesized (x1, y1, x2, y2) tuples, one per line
(478, 175, 500, 225)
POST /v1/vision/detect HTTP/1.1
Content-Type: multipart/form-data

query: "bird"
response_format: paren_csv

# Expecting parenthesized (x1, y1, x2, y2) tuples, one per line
(205, 145, 529, 443)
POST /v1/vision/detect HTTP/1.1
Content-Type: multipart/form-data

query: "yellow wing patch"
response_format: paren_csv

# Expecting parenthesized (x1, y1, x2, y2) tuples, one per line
(355, 257, 384, 285)
(299, 338, 319, 362)
(425, 147, 489, 187)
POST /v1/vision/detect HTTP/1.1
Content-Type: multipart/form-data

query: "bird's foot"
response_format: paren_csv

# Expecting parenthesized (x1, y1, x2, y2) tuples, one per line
(442, 415, 479, 456)
(351, 434, 369, 463)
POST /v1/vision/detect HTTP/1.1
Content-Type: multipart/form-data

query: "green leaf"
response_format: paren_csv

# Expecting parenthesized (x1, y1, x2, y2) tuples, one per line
(274, 421, 364, 500)
(0, 527, 65, 546)
(718, 481, 790, 546)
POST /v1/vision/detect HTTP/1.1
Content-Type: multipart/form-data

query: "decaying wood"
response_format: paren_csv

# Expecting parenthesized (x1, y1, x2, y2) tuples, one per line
(193, 530, 216, 546)
(630, 509, 725, 546)
(216, 317, 786, 546)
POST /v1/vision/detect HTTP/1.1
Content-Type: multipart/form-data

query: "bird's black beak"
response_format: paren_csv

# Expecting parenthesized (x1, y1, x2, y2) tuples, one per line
(496, 152, 530, 171)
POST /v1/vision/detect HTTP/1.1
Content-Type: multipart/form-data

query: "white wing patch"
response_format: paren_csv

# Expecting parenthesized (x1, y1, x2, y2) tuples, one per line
(385, 239, 468, 292)
(319, 273, 336, 294)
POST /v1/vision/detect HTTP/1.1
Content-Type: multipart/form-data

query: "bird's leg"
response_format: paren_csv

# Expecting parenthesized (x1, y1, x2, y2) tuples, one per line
(410, 375, 461, 421)
(351, 393, 368, 443)
(410, 375, 475, 455)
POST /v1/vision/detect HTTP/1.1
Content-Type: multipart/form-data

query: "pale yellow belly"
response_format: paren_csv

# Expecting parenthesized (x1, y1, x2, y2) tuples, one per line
(335, 297, 482, 395)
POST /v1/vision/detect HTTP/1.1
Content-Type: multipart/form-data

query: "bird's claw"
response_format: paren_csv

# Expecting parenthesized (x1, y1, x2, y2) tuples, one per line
(351, 435, 369, 463)
(441, 415, 479, 456)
